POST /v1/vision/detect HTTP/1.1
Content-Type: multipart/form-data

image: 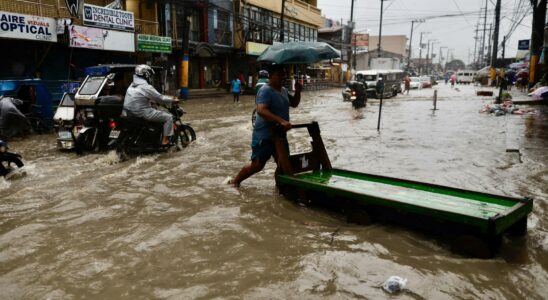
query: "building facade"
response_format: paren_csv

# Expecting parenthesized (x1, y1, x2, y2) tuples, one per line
(0, 0, 323, 93)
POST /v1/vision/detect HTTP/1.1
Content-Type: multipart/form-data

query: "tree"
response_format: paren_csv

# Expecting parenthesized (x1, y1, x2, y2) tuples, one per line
(446, 59, 466, 71)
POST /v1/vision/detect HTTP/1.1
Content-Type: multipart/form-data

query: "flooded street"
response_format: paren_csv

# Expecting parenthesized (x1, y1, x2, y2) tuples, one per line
(1, 83, 547, 299)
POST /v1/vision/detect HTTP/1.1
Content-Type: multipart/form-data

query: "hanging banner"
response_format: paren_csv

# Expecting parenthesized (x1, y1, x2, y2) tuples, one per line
(69, 25, 103, 49)
(0, 11, 57, 42)
(83, 4, 134, 32)
(69, 25, 134, 52)
(103, 29, 135, 52)
(137, 34, 172, 53)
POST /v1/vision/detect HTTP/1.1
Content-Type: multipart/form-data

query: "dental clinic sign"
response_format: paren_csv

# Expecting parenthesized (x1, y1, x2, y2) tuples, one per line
(0, 11, 57, 42)
(83, 4, 134, 32)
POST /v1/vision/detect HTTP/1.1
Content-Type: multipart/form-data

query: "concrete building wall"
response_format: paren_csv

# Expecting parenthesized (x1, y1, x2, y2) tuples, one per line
(368, 35, 407, 57)
(245, 0, 323, 27)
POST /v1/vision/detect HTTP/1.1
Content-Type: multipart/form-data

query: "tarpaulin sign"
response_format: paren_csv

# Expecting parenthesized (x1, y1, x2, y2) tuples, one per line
(0, 11, 57, 42)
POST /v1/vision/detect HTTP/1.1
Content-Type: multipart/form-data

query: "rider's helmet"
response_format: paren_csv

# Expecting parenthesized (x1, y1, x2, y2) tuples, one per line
(135, 64, 155, 84)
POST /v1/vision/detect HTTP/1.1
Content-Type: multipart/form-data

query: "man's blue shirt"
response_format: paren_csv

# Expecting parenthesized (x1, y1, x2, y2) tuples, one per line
(252, 84, 290, 140)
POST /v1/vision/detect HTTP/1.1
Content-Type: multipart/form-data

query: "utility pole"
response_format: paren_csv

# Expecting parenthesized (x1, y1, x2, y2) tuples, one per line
(473, 25, 479, 69)
(529, 0, 547, 87)
(279, 0, 286, 42)
(490, 0, 501, 84)
(350, 0, 355, 74)
(439, 46, 447, 71)
(407, 19, 424, 71)
(480, 0, 488, 67)
(446, 48, 452, 71)
(180, 4, 190, 99)
(418, 32, 429, 74)
(497, 36, 506, 103)
(426, 39, 435, 74)
(487, 23, 493, 67)
(430, 41, 438, 73)
(377, 0, 388, 57)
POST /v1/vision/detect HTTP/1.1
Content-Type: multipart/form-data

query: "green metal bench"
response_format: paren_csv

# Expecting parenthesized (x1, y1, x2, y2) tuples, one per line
(272, 122, 533, 258)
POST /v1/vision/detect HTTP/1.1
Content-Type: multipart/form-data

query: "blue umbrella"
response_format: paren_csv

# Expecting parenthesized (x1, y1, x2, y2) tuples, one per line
(257, 42, 341, 65)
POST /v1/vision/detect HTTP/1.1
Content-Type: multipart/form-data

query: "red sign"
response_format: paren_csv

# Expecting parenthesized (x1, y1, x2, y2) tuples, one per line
(352, 33, 369, 47)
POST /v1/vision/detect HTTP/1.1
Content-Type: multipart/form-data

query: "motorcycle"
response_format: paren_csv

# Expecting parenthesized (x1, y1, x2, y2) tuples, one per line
(109, 103, 196, 160)
(0, 139, 24, 178)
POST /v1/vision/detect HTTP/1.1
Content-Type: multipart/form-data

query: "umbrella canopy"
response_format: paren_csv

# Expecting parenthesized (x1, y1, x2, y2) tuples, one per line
(257, 42, 341, 65)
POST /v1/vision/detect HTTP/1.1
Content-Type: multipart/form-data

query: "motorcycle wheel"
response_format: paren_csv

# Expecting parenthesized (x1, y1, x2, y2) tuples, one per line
(0, 156, 24, 177)
(174, 125, 196, 150)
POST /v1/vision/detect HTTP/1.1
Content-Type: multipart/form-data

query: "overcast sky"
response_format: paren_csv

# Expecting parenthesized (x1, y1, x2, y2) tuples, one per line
(317, 0, 533, 64)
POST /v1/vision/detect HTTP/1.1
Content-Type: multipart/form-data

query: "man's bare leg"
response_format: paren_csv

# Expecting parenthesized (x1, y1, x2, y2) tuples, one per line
(231, 160, 267, 187)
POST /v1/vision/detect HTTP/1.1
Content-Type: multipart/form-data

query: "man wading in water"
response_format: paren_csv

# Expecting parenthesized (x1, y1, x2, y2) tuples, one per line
(228, 64, 302, 187)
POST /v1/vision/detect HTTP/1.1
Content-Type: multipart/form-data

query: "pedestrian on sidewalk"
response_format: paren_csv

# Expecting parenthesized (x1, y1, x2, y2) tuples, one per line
(444, 74, 449, 85)
(404, 75, 411, 95)
(231, 75, 241, 103)
(228, 64, 302, 187)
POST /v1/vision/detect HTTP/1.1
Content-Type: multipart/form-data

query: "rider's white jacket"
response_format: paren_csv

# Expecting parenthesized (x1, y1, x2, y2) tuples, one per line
(123, 75, 173, 118)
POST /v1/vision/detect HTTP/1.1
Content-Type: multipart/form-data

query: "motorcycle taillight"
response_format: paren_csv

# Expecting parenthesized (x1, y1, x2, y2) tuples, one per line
(109, 120, 117, 129)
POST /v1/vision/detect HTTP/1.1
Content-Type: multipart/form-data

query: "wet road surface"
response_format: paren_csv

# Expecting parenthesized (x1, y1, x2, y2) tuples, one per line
(1, 83, 547, 299)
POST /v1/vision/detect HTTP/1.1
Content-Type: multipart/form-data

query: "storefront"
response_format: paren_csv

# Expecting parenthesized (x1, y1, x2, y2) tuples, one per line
(0, 10, 58, 78)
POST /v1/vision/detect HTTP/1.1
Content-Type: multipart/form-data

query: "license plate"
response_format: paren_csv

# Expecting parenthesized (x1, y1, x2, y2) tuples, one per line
(57, 131, 72, 139)
(350, 96, 357, 100)
(109, 130, 120, 139)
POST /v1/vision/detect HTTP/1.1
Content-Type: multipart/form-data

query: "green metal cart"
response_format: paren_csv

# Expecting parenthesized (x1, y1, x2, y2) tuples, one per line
(272, 122, 533, 258)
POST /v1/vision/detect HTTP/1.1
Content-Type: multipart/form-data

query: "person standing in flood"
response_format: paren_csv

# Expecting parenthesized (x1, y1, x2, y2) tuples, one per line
(231, 75, 241, 103)
(404, 75, 411, 95)
(228, 64, 302, 187)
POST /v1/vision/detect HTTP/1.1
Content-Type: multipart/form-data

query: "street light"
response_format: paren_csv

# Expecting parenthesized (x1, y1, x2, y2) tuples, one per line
(407, 19, 424, 71)
(446, 48, 454, 71)
(418, 32, 430, 74)
(377, 0, 390, 57)
(428, 41, 439, 74)
(439, 46, 448, 72)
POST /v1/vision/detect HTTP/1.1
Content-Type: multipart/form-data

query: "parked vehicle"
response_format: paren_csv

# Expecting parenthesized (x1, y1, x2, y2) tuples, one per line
(0, 139, 24, 178)
(54, 92, 76, 149)
(356, 69, 403, 98)
(409, 77, 422, 89)
(420, 76, 432, 88)
(456, 70, 476, 84)
(110, 102, 195, 160)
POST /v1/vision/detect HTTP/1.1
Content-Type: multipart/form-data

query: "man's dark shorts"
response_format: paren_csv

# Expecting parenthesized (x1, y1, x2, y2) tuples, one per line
(250, 138, 288, 162)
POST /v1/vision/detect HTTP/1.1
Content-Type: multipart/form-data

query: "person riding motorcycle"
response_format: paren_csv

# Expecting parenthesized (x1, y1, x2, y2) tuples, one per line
(123, 65, 178, 146)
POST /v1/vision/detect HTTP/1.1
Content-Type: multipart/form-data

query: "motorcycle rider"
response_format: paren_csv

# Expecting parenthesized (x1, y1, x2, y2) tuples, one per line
(123, 65, 178, 146)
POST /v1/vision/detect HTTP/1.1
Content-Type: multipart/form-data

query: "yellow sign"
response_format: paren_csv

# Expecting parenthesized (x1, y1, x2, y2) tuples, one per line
(246, 41, 269, 56)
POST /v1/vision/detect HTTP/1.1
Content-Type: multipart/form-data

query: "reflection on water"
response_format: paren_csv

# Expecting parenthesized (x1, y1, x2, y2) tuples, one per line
(1, 84, 547, 298)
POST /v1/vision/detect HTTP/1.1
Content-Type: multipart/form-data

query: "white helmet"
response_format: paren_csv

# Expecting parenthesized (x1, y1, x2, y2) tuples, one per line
(135, 64, 155, 83)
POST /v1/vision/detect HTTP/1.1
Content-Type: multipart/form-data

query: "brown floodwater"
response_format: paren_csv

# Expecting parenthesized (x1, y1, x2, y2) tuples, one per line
(1, 84, 547, 299)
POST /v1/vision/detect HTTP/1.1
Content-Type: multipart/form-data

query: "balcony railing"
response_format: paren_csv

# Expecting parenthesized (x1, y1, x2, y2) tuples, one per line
(0, 0, 59, 18)
(134, 19, 159, 36)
